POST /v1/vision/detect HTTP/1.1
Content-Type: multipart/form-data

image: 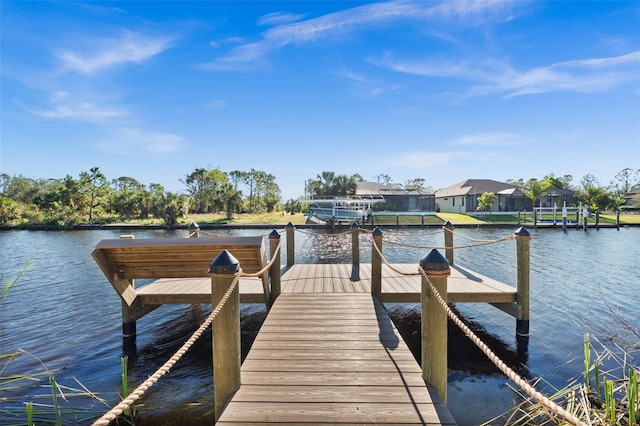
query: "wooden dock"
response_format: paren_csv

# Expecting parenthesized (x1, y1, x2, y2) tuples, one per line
(138, 263, 517, 306)
(93, 230, 530, 425)
(216, 292, 456, 425)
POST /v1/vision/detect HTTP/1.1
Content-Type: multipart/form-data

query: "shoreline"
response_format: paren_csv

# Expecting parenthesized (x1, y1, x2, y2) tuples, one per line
(1, 221, 638, 231)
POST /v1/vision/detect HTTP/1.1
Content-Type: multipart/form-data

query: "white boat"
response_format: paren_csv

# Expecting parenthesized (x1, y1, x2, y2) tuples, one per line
(302, 196, 386, 223)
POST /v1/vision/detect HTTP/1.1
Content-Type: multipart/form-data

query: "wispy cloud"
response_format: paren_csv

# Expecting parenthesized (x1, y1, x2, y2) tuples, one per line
(453, 132, 526, 146)
(258, 12, 307, 26)
(98, 128, 184, 155)
(55, 30, 174, 74)
(25, 90, 127, 122)
(377, 50, 640, 97)
(203, 0, 514, 70)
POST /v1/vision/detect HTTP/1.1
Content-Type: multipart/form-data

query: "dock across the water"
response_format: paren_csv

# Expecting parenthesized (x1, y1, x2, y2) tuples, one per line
(91, 223, 532, 425)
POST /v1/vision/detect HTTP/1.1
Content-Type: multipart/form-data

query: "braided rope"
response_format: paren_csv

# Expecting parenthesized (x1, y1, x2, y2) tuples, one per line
(382, 234, 515, 250)
(371, 237, 421, 276)
(239, 239, 282, 278)
(91, 275, 241, 426)
(418, 267, 587, 426)
(449, 229, 514, 243)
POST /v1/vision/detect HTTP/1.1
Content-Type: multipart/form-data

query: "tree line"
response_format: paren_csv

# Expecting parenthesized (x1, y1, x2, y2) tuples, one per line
(1, 167, 637, 226)
(0, 166, 281, 226)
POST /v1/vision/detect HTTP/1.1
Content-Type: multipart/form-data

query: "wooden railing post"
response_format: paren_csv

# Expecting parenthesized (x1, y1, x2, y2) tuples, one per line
(188, 222, 200, 238)
(443, 221, 454, 266)
(371, 227, 383, 298)
(286, 222, 295, 267)
(351, 223, 360, 266)
(420, 249, 450, 404)
(119, 235, 136, 345)
(209, 251, 241, 423)
(515, 227, 531, 337)
(269, 229, 281, 306)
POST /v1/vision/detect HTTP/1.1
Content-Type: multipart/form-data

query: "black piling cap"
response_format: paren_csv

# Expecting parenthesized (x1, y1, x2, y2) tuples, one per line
(209, 250, 240, 274)
(372, 227, 383, 237)
(515, 227, 530, 237)
(351, 222, 360, 229)
(269, 229, 280, 239)
(443, 221, 453, 228)
(286, 222, 295, 229)
(188, 222, 199, 229)
(420, 249, 449, 271)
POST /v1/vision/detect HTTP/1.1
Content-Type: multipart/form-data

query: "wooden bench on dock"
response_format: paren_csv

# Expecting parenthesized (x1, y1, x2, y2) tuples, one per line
(92, 236, 269, 326)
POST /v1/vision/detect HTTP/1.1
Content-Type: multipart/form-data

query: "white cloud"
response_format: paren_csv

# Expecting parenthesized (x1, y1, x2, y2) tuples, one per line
(453, 132, 526, 146)
(203, 0, 515, 70)
(25, 90, 127, 122)
(377, 51, 640, 97)
(98, 128, 184, 155)
(55, 30, 173, 74)
(257, 12, 307, 26)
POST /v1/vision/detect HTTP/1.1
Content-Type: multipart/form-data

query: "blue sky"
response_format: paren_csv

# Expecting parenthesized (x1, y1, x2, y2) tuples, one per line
(2, 1, 639, 201)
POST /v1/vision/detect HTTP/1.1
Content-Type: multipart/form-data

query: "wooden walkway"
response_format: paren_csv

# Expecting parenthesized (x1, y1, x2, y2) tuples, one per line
(137, 263, 517, 306)
(216, 292, 456, 425)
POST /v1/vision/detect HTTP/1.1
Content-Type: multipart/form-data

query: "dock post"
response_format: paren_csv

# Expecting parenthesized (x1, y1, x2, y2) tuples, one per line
(371, 227, 383, 298)
(269, 230, 281, 305)
(286, 222, 295, 267)
(209, 251, 241, 423)
(515, 227, 531, 338)
(616, 210, 620, 228)
(119, 235, 136, 346)
(420, 249, 450, 404)
(583, 205, 589, 231)
(562, 206, 567, 231)
(443, 221, 454, 265)
(595, 210, 600, 229)
(188, 222, 200, 238)
(351, 223, 360, 266)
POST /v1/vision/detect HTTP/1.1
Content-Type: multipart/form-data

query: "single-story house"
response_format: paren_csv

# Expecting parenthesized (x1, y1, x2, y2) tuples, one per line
(434, 179, 533, 213)
(624, 190, 640, 206)
(540, 187, 576, 208)
(356, 181, 436, 212)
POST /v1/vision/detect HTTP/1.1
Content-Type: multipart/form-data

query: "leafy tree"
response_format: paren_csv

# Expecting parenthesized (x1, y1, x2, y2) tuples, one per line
(217, 182, 242, 220)
(309, 171, 360, 196)
(609, 168, 639, 209)
(0, 196, 20, 224)
(284, 198, 302, 215)
(111, 176, 145, 219)
(576, 174, 616, 211)
(374, 174, 392, 185)
(522, 178, 550, 209)
(79, 167, 109, 221)
(476, 192, 497, 215)
(542, 173, 572, 190)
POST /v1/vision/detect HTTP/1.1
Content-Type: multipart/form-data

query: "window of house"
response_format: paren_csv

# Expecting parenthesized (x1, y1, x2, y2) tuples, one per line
(452, 197, 455, 206)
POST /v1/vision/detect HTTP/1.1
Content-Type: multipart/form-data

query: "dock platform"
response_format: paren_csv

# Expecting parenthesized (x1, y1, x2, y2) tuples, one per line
(216, 292, 456, 425)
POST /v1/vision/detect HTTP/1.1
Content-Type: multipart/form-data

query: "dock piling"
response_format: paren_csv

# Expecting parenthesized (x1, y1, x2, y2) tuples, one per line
(119, 235, 136, 345)
(188, 222, 200, 238)
(420, 249, 450, 404)
(443, 221, 454, 265)
(269, 230, 281, 305)
(351, 223, 360, 266)
(286, 222, 295, 267)
(209, 251, 241, 423)
(515, 227, 531, 338)
(371, 227, 383, 298)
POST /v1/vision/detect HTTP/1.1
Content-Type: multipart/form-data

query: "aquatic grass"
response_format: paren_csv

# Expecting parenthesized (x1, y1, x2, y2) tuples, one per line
(121, 355, 130, 417)
(1, 262, 30, 304)
(491, 334, 639, 425)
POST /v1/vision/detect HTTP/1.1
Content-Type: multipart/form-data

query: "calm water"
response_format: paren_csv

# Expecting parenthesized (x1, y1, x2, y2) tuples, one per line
(1, 226, 638, 425)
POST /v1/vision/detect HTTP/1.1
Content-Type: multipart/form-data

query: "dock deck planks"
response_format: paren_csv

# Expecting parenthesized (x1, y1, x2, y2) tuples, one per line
(216, 293, 457, 425)
(136, 263, 516, 305)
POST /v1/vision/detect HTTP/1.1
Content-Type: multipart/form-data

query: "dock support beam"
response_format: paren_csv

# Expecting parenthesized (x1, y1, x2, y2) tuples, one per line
(351, 223, 360, 266)
(119, 235, 136, 347)
(209, 251, 241, 423)
(269, 230, 281, 306)
(420, 249, 450, 404)
(515, 227, 531, 338)
(443, 221, 454, 266)
(371, 227, 383, 299)
(286, 222, 295, 267)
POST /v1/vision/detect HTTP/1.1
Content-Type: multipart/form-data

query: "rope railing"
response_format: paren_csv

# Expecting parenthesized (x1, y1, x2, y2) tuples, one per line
(239, 238, 282, 278)
(91, 274, 241, 426)
(419, 267, 587, 426)
(382, 234, 515, 251)
(294, 227, 353, 237)
(371, 237, 421, 276)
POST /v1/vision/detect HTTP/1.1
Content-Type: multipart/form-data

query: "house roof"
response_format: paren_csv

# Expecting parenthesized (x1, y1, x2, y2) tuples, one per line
(435, 179, 518, 198)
